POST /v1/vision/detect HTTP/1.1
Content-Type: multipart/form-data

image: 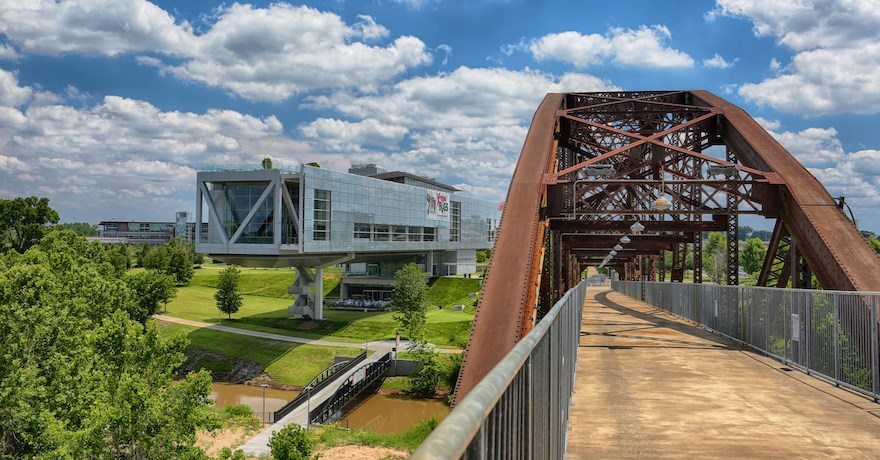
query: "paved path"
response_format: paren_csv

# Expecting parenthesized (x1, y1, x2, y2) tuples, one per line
(154, 314, 458, 353)
(567, 288, 880, 458)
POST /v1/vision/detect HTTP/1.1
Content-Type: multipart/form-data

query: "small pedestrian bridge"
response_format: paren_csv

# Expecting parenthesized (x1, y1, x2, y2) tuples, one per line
(413, 281, 880, 458)
(239, 343, 394, 456)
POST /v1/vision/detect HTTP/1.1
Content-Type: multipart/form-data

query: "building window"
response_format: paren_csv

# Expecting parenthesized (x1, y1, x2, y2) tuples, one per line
(450, 201, 461, 242)
(354, 223, 372, 240)
(374, 224, 390, 241)
(313, 189, 331, 241)
(408, 226, 422, 242)
(423, 227, 435, 242)
(487, 218, 496, 242)
(392, 225, 407, 242)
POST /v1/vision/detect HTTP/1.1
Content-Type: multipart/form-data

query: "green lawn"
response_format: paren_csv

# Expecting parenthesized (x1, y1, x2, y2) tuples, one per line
(160, 323, 362, 386)
(163, 268, 476, 348)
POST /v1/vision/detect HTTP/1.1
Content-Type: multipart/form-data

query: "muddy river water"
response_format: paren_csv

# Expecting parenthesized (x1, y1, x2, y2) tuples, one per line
(210, 383, 449, 433)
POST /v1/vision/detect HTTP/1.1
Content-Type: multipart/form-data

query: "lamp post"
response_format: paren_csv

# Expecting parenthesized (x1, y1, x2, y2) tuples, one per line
(260, 383, 268, 425)
(305, 384, 313, 428)
(365, 326, 370, 354)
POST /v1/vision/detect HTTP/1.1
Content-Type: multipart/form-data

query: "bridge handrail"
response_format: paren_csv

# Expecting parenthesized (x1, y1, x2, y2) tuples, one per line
(310, 352, 392, 425)
(612, 280, 880, 400)
(411, 280, 587, 459)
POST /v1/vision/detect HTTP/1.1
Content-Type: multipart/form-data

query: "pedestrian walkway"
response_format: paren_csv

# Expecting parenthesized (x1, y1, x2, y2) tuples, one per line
(567, 288, 880, 458)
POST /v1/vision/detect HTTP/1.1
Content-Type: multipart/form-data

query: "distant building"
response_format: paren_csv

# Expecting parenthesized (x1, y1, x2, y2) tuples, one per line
(196, 164, 501, 319)
(97, 216, 207, 246)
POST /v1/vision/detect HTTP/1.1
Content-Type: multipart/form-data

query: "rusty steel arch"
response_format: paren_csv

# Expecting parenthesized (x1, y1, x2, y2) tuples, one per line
(453, 90, 880, 404)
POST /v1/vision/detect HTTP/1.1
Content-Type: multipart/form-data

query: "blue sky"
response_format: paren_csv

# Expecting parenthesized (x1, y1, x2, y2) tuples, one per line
(1, 0, 880, 231)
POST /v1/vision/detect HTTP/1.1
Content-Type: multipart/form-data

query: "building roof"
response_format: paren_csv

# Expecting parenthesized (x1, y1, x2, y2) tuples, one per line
(370, 171, 459, 192)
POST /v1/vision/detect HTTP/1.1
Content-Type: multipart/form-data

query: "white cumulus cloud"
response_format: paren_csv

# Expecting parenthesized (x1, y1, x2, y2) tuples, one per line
(528, 25, 694, 68)
(713, 0, 880, 115)
(0, 1, 432, 102)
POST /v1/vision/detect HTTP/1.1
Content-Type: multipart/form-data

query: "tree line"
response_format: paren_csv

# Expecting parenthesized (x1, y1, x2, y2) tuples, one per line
(0, 197, 219, 458)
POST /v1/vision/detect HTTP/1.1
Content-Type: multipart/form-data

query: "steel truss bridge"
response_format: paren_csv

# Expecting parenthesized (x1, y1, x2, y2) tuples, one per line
(454, 91, 880, 404)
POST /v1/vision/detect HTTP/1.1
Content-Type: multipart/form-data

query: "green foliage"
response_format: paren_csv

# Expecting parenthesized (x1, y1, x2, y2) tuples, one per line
(169, 247, 195, 285)
(306, 161, 321, 168)
(740, 237, 767, 275)
(125, 271, 178, 322)
(215, 267, 244, 319)
(105, 243, 131, 276)
(443, 352, 464, 392)
(392, 263, 428, 341)
(0, 196, 60, 253)
(314, 417, 438, 452)
(143, 245, 170, 271)
(262, 157, 273, 170)
(269, 424, 316, 460)
(407, 344, 444, 396)
(703, 231, 727, 283)
(57, 221, 98, 236)
(0, 231, 213, 458)
(476, 249, 491, 264)
(869, 236, 880, 254)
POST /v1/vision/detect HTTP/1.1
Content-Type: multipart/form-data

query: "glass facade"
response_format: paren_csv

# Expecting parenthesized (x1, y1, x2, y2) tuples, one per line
(301, 165, 500, 253)
(197, 166, 501, 256)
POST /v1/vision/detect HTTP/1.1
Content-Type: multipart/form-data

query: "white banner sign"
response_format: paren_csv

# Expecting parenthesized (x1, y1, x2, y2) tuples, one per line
(426, 191, 450, 220)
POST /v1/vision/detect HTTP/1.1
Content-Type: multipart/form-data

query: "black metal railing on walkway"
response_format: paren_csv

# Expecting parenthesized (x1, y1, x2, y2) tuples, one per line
(273, 352, 367, 421)
(310, 352, 392, 425)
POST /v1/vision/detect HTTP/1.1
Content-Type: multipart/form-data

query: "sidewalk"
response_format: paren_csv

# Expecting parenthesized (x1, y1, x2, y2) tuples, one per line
(567, 288, 880, 458)
(154, 314, 459, 353)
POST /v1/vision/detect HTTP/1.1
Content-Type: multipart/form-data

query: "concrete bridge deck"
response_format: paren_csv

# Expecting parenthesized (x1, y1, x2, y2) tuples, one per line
(567, 288, 880, 458)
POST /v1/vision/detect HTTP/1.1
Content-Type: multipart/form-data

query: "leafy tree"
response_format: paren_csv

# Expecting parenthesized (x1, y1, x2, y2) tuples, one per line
(125, 271, 178, 322)
(136, 243, 151, 267)
(215, 267, 243, 319)
(702, 232, 727, 283)
(476, 249, 491, 264)
(105, 243, 131, 276)
(392, 263, 428, 341)
(142, 245, 170, 271)
(0, 196, 60, 253)
(740, 237, 767, 275)
(269, 424, 316, 460)
(262, 157, 273, 170)
(868, 236, 880, 254)
(0, 230, 212, 458)
(168, 247, 194, 285)
(407, 343, 444, 396)
(305, 161, 321, 168)
(57, 222, 98, 236)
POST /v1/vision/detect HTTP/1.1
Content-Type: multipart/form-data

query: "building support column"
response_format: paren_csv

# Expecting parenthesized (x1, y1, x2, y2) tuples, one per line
(288, 253, 355, 320)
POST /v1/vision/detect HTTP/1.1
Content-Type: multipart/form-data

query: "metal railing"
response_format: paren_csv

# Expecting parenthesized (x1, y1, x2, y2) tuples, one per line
(311, 352, 392, 425)
(612, 281, 880, 400)
(411, 281, 586, 459)
(273, 352, 367, 421)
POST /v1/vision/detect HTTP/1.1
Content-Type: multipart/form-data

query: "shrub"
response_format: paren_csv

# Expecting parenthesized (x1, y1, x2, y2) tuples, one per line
(269, 424, 316, 460)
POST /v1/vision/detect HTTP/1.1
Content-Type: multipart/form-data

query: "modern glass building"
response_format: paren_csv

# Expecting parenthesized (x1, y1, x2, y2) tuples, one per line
(196, 164, 501, 319)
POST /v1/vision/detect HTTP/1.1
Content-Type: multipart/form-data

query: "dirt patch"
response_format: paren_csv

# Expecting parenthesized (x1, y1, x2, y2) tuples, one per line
(297, 320, 318, 330)
(196, 426, 253, 456)
(316, 445, 408, 460)
(178, 349, 265, 383)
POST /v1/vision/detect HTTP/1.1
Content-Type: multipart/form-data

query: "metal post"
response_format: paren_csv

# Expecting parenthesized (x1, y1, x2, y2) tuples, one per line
(834, 298, 840, 385)
(306, 384, 312, 428)
(260, 383, 268, 424)
(365, 326, 370, 354)
(872, 296, 879, 400)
